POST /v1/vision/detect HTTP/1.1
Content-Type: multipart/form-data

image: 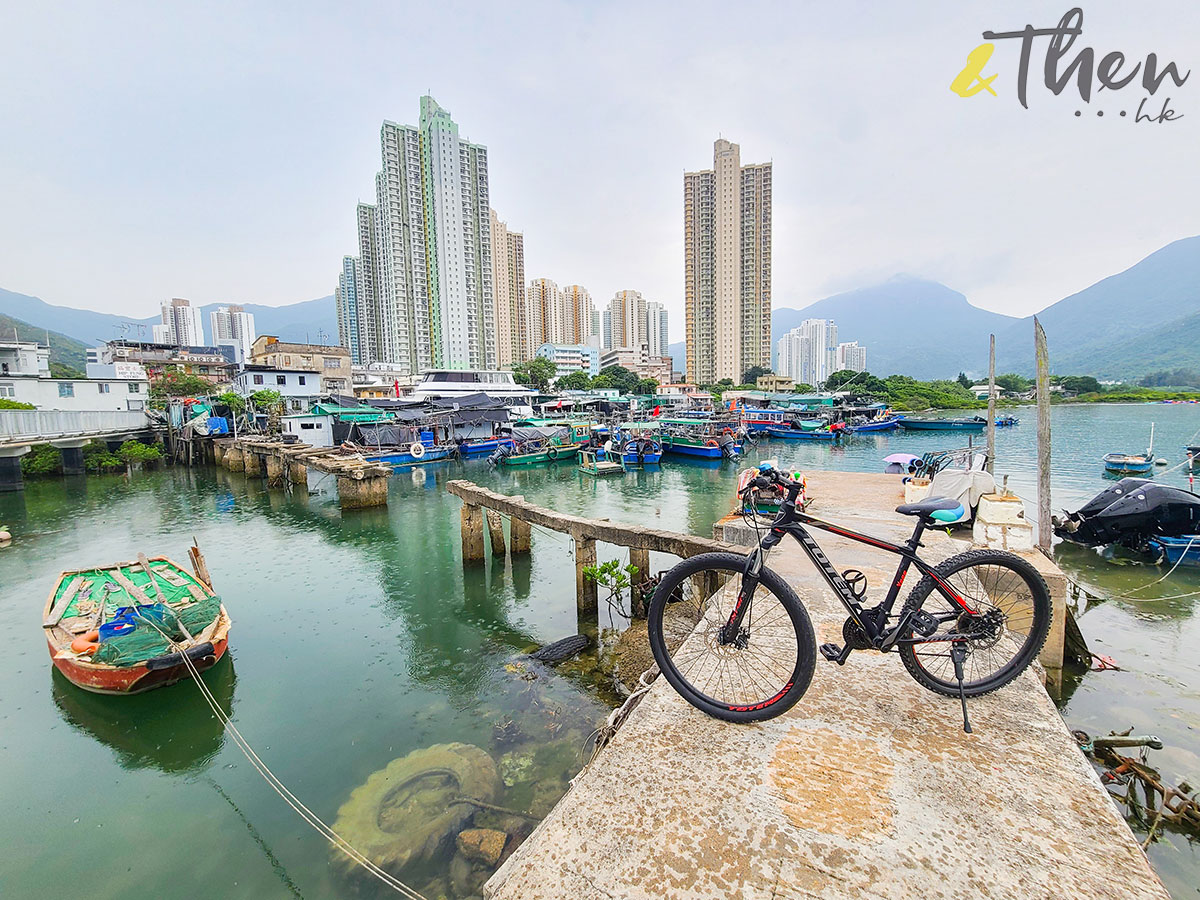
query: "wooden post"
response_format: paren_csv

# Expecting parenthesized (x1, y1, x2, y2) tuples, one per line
(510, 495, 532, 553)
(629, 547, 651, 618)
(265, 453, 284, 487)
(485, 508, 507, 556)
(986, 334, 996, 476)
(1035, 317, 1052, 553)
(461, 503, 485, 562)
(575, 534, 597, 611)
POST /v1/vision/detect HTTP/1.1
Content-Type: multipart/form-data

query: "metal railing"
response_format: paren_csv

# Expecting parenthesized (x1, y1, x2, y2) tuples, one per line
(0, 409, 152, 444)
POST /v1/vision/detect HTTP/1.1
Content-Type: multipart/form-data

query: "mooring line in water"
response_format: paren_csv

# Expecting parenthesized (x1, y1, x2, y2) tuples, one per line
(135, 614, 430, 900)
(207, 777, 306, 899)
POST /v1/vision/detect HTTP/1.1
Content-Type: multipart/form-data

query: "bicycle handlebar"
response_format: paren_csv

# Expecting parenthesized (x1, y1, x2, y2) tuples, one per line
(740, 463, 804, 501)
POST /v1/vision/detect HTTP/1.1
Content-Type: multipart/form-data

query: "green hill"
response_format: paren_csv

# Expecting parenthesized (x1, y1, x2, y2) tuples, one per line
(0, 313, 89, 372)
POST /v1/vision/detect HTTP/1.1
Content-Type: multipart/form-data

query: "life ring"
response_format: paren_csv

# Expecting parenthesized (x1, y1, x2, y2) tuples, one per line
(706, 440, 718, 447)
(409, 442, 426, 459)
(546, 446, 560, 460)
(71, 630, 101, 655)
(723, 428, 732, 435)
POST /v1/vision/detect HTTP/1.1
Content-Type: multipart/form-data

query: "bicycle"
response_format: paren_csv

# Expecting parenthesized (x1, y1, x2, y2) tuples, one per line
(647, 463, 1051, 732)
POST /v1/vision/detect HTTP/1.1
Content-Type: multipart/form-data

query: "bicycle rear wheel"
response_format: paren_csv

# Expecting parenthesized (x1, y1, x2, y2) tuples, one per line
(647, 552, 816, 723)
(898, 549, 1051, 697)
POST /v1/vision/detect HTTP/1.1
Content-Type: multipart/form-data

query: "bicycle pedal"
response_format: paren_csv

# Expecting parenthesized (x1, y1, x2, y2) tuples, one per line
(819, 643, 845, 663)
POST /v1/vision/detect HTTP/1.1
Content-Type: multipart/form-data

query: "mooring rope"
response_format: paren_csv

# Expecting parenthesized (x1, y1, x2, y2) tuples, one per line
(133, 610, 429, 900)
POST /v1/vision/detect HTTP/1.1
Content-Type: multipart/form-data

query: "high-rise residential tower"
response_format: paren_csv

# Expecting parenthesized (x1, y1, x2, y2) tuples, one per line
(562, 285, 595, 345)
(527, 278, 562, 346)
(489, 210, 526, 367)
(646, 301, 668, 357)
(155, 298, 204, 346)
(777, 318, 839, 386)
(336, 96, 494, 373)
(609, 290, 647, 350)
(210, 304, 256, 361)
(684, 138, 772, 384)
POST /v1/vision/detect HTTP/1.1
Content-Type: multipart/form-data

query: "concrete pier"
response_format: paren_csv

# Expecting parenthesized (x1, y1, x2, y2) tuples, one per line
(213, 437, 391, 508)
(485, 471, 1165, 900)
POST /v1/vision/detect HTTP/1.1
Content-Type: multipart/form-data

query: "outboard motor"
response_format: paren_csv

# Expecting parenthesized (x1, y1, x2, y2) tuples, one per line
(1054, 479, 1200, 547)
(487, 444, 513, 467)
(718, 432, 739, 459)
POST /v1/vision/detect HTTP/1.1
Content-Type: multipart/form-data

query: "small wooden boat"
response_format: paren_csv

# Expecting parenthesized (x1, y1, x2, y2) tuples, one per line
(1148, 535, 1200, 567)
(43, 548, 230, 695)
(1103, 452, 1154, 475)
(995, 416, 1019, 427)
(767, 424, 846, 442)
(578, 448, 624, 477)
(613, 421, 664, 466)
(456, 437, 515, 457)
(897, 416, 987, 432)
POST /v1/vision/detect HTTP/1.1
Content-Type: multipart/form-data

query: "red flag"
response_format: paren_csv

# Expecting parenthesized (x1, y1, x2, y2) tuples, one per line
(556, 398, 563, 410)
(393, 379, 400, 397)
(652, 405, 661, 416)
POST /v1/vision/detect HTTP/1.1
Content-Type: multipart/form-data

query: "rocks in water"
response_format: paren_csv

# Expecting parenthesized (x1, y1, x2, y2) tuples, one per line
(456, 827, 508, 867)
(526, 633, 590, 663)
(612, 620, 655, 695)
(330, 742, 500, 878)
(491, 715, 522, 747)
(499, 748, 535, 788)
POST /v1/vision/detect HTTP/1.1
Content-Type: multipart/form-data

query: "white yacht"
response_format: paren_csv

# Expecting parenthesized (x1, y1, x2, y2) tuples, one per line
(411, 370, 536, 417)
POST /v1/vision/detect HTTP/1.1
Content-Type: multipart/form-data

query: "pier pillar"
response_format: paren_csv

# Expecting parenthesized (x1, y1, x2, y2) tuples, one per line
(485, 508, 507, 556)
(59, 446, 86, 476)
(288, 459, 308, 484)
(0, 447, 30, 492)
(628, 547, 650, 584)
(243, 451, 263, 477)
(461, 503, 485, 562)
(510, 495, 532, 553)
(213, 443, 226, 465)
(337, 473, 388, 510)
(265, 453, 284, 487)
(224, 445, 245, 472)
(575, 535, 598, 612)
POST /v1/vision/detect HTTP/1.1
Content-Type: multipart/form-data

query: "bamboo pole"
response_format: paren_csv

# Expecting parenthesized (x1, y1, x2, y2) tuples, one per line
(1035, 317, 1052, 553)
(986, 334, 996, 476)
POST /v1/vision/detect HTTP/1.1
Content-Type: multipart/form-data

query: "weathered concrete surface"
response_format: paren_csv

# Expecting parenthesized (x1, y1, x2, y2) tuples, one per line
(486, 471, 1167, 900)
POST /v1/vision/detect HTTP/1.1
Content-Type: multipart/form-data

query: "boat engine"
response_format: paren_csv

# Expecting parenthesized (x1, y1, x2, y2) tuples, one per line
(1053, 478, 1200, 548)
(487, 444, 514, 467)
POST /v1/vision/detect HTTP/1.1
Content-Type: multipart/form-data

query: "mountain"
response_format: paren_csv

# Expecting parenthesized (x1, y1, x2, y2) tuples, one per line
(0, 312, 89, 371)
(668, 340, 686, 375)
(0, 287, 338, 348)
(996, 235, 1200, 379)
(771, 277, 1018, 380)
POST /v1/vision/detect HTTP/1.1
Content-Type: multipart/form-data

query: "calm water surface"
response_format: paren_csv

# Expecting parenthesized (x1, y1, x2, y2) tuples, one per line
(0, 402, 1197, 898)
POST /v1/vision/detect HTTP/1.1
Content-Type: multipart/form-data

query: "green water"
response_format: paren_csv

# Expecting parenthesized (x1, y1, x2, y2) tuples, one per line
(0, 402, 1197, 898)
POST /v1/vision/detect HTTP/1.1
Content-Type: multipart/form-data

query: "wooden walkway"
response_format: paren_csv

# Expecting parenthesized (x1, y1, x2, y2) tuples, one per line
(482, 471, 1168, 900)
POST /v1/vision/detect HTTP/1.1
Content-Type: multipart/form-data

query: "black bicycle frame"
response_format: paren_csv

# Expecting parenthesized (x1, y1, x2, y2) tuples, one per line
(728, 496, 979, 652)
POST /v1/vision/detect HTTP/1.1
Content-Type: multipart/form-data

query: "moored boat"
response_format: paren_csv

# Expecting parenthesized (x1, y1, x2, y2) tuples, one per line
(767, 422, 847, 442)
(846, 415, 903, 433)
(490, 422, 591, 467)
(1102, 452, 1154, 475)
(897, 416, 988, 432)
(659, 418, 742, 458)
(455, 436, 516, 456)
(43, 548, 230, 695)
(578, 448, 624, 477)
(1148, 535, 1200, 567)
(995, 416, 1019, 427)
(612, 421, 664, 467)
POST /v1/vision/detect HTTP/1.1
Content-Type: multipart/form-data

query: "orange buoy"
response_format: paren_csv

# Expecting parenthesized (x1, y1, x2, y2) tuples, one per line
(71, 631, 101, 655)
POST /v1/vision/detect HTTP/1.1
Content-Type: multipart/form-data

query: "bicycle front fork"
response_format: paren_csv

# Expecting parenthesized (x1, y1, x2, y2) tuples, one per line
(721, 547, 767, 645)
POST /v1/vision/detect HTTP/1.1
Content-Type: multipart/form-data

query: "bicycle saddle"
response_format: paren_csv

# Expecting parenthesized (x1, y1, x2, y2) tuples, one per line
(895, 497, 965, 522)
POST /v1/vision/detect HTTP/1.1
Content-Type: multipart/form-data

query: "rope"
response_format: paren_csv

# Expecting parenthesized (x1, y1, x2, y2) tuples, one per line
(133, 610, 429, 899)
(588, 666, 658, 763)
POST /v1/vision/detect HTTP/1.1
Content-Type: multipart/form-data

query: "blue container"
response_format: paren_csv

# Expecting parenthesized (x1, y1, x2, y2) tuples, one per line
(98, 618, 138, 641)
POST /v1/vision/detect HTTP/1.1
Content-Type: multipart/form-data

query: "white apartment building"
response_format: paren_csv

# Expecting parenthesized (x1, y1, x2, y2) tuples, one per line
(684, 139, 772, 384)
(155, 298, 204, 346)
(646, 301, 669, 357)
(1, 340, 149, 411)
(537, 343, 600, 377)
(608, 290, 647, 350)
(337, 96, 494, 374)
(836, 341, 867, 373)
(210, 305, 256, 362)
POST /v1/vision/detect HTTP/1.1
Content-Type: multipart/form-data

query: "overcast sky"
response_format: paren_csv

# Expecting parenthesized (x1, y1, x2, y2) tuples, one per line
(1, 0, 1197, 327)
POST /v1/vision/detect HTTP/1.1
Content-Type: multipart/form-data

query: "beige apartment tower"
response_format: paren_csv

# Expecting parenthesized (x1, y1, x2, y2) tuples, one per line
(489, 209, 526, 366)
(684, 138, 772, 384)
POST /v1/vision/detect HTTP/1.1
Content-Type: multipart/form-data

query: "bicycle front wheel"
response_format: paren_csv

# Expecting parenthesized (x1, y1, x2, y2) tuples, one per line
(647, 552, 816, 723)
(898, 549, 1051, 697)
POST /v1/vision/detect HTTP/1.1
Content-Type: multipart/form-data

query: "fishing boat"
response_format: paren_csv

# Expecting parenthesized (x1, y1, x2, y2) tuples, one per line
(490, 422, 591, 467)
(767, 422, 847, 442)
(1103, 423, 1157, 475)
(1148, 535, 1200, 568)
(897, 416, 988, 433)
(358, 421, 456, 467)
(612, 422, 664, 467)
(1102, 453, 1154, 475)
(995, 416, 1019, 427)
(365, 444, 454, 466)
(43, 547, 230, 695)
(845, 415, 903, 433)
(578, 448, 624, 477)
(454, 436, 516, 457)
(739, 409, 793, 433)
(659, 418, 742, 459)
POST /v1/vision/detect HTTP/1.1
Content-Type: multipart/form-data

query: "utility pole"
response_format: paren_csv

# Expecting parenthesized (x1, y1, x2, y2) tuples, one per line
(986, 334, 996, 476)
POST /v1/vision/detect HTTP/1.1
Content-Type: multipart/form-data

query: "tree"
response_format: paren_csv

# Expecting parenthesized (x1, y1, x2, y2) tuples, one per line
(249, 389, 284, 412)
(635, 378, 659, 395)
(0, 398, 35, 410)
(995, 373, 1032, 393)
(556, 370, 592, 391)
(513, 357, 557, 391)
(956, 371, 973, 389)
(151, 369, 213, 398)
(589, 374, 615, 390)
(599, 364, 639, 394)
(49, 362, 85, 379)
(742, 365, 772, 385)
(824, 369, 863, 390)
(716, 378, 733, 387)
(1060, 375, 1102, 395)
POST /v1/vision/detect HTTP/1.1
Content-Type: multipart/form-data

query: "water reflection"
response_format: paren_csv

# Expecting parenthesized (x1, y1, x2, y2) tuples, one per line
(50, 655, 236, 774)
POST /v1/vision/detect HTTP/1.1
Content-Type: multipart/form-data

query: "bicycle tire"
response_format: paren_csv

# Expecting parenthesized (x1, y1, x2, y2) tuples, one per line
(897, 549, 1051, 698)
(647, 552, 816, 723)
